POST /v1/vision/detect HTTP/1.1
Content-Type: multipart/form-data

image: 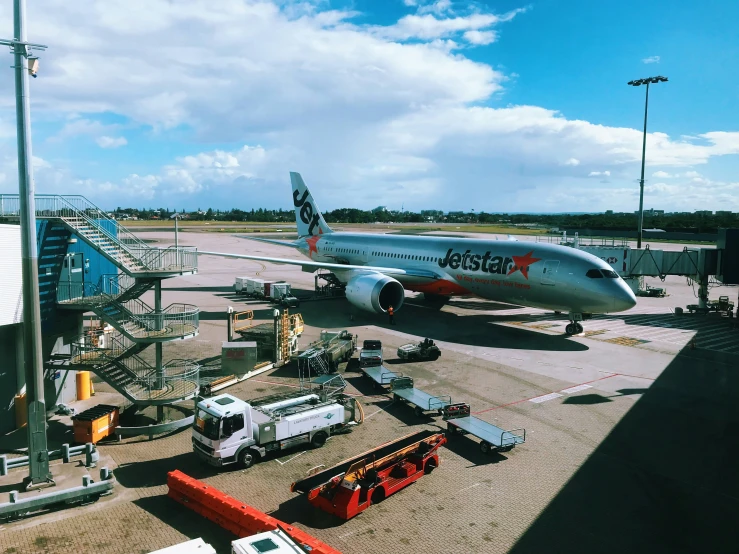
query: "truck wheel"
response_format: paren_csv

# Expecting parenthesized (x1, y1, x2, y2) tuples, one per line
(311, 431, 328, 448)
(414, 406, 424, 417)
(424, 459, 437, 475)
(239, 448, 260, 469)
(480, 441, 493, 454)
(371, 487, 386, 504)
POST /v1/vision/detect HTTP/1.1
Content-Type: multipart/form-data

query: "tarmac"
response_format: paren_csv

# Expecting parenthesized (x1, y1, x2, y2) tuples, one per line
(0, 229, 737, 554)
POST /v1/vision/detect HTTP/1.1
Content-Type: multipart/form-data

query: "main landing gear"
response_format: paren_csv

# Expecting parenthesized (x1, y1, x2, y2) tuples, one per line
(565, 313, 584, 336)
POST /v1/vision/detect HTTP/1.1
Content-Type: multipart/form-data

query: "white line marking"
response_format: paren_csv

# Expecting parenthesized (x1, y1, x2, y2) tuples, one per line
(363, 400, 395, 421)
(275, 451, 307, 466)
(458, 482, 481, 493)
(529, 392, 563, 404)
(560, 384, 593, 395)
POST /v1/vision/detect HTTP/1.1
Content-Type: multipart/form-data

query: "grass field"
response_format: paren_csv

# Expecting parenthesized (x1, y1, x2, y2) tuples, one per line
(120, 220, 548, 235)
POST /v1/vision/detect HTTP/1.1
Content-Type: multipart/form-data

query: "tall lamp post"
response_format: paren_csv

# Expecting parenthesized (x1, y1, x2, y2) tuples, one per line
(0, 0, 54, 489)
(627, 75, 668, 248)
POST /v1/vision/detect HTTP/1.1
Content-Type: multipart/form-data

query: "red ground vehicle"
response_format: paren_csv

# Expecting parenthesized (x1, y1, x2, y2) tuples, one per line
(291, 431, 446, 520)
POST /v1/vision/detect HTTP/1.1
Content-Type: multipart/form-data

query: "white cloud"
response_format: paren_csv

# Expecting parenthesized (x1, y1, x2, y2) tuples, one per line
(0, 1, 736, 212)
(588, 170, 611, 177)
(642, 56, 660, 64)
(96, 136, 128, 149)
(683, 170, 702, 178)
(463, 30, 497, 45)
(652, 170, 673, 178)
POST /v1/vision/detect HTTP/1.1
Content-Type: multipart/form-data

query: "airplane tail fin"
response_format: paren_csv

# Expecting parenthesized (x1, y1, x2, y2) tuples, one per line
(290, 172, 333, 237)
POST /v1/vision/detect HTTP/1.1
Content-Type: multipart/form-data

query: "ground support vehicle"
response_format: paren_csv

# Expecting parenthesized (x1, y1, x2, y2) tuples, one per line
(686, 296, 735, 317)
(359, 339, 383, 368)
(443, 403, 525, 454)
(276, 294, 300, 308)
(297, 330, 357, 376)
(192, 393, 360, 468)
(290, 430, 446, 520)
(390, 376, 451, 417)
(233, 276, 249, 294)
(637, 284, 667, 298)
(396, 338, 441, 361)
(361, 365, 402, 389)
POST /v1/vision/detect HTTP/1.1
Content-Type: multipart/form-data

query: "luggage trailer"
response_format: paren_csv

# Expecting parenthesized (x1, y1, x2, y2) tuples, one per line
(290, 430, 446, 520)
(361, 364, 403, 389)
(443, 403, 525, 454)
(390, 376, 451, 417)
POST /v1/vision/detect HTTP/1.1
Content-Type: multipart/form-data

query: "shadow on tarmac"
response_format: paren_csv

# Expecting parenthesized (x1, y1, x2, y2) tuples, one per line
(299, 300, 589, 352)
(114, 452, 220, 489)
(509, 347, 739, 554)
(134, 495, 234, 553)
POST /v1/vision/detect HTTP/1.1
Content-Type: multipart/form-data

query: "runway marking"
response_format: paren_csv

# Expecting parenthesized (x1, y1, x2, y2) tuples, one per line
(560, 384, 593, 394)
(473, 374, 619, 415)
(529, 392, 563, 404)
(275, 451, 307, 465)
(604, 336, 651, 346)
(457, 482, 481, 493)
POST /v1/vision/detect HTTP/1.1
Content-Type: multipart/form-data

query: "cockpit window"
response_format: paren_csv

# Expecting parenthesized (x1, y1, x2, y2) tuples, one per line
(601, 269, 619, 278)
(586, 269, 603, 278)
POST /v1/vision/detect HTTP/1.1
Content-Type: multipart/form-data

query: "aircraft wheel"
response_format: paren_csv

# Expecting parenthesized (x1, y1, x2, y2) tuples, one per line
(575, 323, 584, 334)
(565, 323, 576, 335)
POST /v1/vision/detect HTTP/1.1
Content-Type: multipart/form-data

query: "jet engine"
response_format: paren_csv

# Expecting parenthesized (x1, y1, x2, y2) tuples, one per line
(345, 273, 405, 314)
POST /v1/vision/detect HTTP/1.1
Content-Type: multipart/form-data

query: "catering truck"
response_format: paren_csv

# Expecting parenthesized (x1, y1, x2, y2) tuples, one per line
(192, 393, 360, 469)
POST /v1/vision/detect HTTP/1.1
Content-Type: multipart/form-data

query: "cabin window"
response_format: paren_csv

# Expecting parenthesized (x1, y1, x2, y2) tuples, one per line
(586, 269, 603, 278)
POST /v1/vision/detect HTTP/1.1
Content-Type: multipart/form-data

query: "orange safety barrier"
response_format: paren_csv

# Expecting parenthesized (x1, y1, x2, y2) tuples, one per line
(167, 470, 342, 554)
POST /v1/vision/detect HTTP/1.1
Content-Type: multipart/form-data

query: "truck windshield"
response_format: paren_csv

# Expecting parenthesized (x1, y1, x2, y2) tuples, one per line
(194, 407, 221, 440)
(363, 340, 381, 350)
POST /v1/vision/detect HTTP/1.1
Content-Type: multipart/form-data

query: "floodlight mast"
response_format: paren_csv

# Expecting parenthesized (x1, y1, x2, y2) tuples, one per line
(0, 0, 53, 489)
(627, 76, 668, 248)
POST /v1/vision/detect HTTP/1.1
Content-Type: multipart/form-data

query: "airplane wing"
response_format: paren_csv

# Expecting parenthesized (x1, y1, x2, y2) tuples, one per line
(237, 236, 299, 247)
(198, 250, 441, 280)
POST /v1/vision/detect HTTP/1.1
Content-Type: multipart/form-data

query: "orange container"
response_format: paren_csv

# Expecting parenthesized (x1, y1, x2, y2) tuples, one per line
(14, 393, 27, 429)
(72, 404, 119, 444)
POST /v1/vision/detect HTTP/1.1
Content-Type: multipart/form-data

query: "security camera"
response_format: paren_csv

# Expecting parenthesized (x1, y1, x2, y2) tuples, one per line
(28, 56, 39, 77)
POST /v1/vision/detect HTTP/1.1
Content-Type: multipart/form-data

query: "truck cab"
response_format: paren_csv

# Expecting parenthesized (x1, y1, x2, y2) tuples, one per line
(193, 393, 358, 469)
(232, 530, 302, 554)
(359, 339, 383, 368)
(192, 395, 255, 467)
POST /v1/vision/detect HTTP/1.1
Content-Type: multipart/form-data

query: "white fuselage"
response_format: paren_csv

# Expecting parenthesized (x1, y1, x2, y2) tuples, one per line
(297, 232, 636, 314)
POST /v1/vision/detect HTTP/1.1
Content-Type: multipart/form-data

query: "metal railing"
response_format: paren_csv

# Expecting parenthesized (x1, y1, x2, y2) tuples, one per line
(0, 194, 198, 273)
(56, 282, 199, 340)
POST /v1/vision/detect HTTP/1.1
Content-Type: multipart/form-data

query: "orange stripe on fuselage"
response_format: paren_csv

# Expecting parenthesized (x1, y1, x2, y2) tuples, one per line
(406, 279, 470, 296)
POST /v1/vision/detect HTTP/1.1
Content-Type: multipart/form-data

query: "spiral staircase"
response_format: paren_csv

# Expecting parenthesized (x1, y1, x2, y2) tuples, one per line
(0, 194, 201, 406)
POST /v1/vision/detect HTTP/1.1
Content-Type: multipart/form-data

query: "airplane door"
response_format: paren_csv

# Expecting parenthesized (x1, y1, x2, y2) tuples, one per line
(58, 252, 84, 301)
(541, 260, 559, 286)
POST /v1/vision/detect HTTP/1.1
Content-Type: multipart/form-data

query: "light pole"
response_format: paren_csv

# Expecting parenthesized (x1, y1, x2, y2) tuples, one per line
(627, 75, 668, 248)
(0, 0, 54, 489)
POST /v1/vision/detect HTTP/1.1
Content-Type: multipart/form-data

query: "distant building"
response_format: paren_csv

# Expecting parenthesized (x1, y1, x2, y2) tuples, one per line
(694, 210, 713, 216)
(371, 206, 388, 213)
(716, 211, 734, 217)
(605, 210, 614, 215)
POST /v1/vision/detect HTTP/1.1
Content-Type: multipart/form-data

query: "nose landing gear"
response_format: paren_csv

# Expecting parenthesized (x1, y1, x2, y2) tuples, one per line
(565, 313, 584, 335)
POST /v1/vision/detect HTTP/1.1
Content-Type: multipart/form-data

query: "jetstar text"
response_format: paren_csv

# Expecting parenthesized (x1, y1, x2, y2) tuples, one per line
(439, 249, 515, 274)
(293, 189, 322, 236)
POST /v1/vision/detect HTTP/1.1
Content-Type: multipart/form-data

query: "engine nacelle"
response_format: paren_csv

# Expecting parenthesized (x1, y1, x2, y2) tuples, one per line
(345, 273, 405, 314)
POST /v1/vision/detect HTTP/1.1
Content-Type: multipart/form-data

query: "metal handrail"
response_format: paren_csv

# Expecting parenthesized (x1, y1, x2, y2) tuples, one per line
(0, 194, 198, 272)
(500, 428, 526, 446)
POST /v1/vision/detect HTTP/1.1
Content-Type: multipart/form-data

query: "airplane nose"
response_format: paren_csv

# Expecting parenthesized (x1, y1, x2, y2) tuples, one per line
(613, 283, 637, 312)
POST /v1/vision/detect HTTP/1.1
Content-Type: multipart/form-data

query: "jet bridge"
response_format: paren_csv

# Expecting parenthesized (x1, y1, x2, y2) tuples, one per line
(570, 228, 739, 311)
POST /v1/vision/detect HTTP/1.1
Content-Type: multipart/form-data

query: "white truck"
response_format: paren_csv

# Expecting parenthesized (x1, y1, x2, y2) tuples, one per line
(359, 339, 383, 368)
(192, 393, 359, 468)
(232, 530, 304, 554)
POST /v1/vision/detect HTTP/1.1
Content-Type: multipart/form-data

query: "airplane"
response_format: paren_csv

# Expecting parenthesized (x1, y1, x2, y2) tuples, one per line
(200, 172, 637, 335)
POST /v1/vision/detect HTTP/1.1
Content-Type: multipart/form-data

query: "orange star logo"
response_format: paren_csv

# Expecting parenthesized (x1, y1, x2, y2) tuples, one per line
(507, 250, 541, 280)
(305, 229, 322, 258)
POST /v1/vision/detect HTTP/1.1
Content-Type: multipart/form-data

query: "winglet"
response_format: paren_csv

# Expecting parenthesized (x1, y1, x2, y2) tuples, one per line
(290, 172, 333, 237)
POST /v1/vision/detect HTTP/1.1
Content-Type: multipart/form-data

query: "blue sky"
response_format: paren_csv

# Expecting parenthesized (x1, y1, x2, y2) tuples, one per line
(0, 0, 737, 213)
